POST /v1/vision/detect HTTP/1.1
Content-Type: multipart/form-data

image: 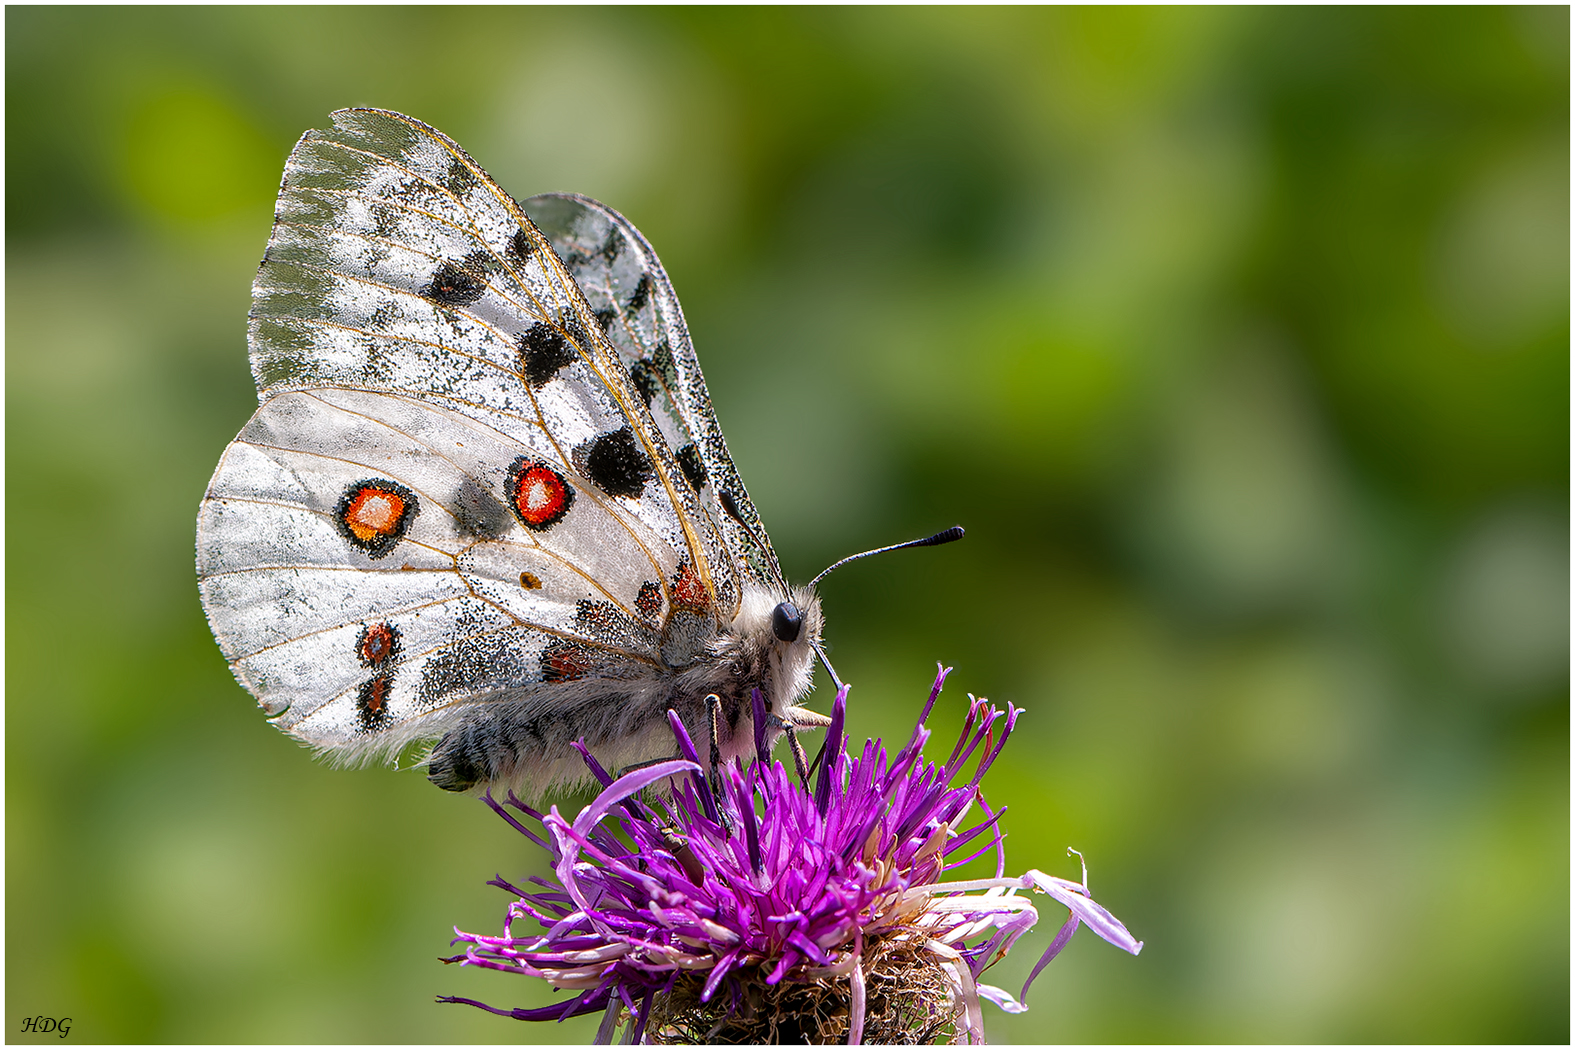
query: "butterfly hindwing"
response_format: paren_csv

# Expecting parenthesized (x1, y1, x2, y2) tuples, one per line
(199, 387, 674, 757)
(524, 193, 783, 597)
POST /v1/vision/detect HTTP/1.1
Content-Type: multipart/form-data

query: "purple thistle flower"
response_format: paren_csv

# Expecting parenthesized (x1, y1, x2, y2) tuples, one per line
(440, 665, 1142, 1044)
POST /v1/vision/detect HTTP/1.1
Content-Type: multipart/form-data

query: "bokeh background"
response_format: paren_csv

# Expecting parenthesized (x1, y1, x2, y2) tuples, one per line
(7, 7, 1568, 1043)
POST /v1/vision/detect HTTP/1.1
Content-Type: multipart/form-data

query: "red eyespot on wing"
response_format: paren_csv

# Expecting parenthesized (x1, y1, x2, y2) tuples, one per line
(335, 479, 418, 558)
(507, 457, 573, 531)
(541, 640, 593, 683)
(356, 622, 400, 668)
(672, 559, 708, 609)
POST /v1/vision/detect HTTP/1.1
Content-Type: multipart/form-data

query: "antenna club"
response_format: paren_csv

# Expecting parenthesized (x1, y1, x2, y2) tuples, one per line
(808, 523, 968, 589)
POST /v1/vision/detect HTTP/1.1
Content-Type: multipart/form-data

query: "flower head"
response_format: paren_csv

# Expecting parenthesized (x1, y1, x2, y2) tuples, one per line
(441, 666, 1142, 1043)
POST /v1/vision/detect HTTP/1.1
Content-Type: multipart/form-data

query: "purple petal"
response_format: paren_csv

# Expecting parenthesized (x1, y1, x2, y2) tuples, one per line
(439, 992, 608, 1022)
(573, 740, 617, 787)
(815, 687, 848, 814)
(848, 951, 868, 1044)
(1019, 912, 1080, 1000)
(731, 766, 761, 874)
(922, 663, 952, 726)
(628, 987, 655, 1044)
(977, 982, 1028, 1014)
(666, 710, 719, 824)
(945, 804, 1006, 857)
(966, 704, 1021, 788)
(593, 996, 620, 1044)
(700, 949, 741, 1002)
(481, 792, 553, 852)
(889, 664, 951, 777)
(944, 827, 1006, 872)
(1025, 870, 1143, 956)
(751, 688, 770, 765)
(571, 760, 699, 837)
(982, 799, 1007, 878)
(943, 698, 981, 771)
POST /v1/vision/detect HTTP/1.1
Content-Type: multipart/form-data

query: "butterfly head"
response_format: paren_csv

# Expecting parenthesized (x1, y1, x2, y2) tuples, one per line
(730, 581, 824, 718)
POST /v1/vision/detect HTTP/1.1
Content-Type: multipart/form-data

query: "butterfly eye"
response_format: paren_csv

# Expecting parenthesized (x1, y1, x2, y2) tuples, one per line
(771, 602, 803, 643)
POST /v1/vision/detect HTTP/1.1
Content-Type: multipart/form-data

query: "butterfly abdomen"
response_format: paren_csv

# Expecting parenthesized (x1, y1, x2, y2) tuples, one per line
(423, 678, 746, 795)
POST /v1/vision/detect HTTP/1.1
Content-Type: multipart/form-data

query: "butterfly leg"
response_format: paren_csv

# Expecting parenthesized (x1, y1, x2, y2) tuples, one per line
(806, 736, 827, 783)
(704, 694, 734, 832)
(705, 694, 725, 774)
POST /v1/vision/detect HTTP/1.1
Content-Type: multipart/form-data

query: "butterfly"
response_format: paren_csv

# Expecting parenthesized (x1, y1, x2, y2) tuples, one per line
(196, 109, 959, 797)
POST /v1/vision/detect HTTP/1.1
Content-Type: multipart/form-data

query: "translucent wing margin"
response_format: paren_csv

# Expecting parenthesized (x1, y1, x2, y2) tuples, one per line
(524, 193, 783, 594)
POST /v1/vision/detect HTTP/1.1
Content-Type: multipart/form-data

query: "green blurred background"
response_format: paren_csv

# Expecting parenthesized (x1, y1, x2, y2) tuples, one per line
(7, 7, 1568, 1043)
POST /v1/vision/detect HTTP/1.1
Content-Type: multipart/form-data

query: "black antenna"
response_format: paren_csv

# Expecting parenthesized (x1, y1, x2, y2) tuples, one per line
(808, 526, 965, 590)
(805, 525, 964, 690)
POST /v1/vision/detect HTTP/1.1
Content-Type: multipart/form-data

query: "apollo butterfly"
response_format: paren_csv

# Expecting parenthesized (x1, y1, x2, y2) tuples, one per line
(196, 109, 959, 796)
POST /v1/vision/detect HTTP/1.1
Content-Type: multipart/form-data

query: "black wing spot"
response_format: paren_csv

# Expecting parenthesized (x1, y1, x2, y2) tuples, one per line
(423, 263, 483, 306)
(627, 273, 652, 312)
(561, 313, 590, 350)
(629, 358, 658, 408)
(452, 476, 511, 539)
(594, 306, 618, 334)
(518, 323, 578, 386)
(677, 443, 708, 493)
(580, 426, 653, 498)
(422, 250, 491, 306)
(652, 337, 675, 375)
(510, 228, 535, 265)
(446, 158, 478, 195)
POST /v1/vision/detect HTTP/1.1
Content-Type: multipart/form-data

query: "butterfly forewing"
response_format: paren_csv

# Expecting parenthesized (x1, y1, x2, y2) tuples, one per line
(198, 108, 743, 765)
